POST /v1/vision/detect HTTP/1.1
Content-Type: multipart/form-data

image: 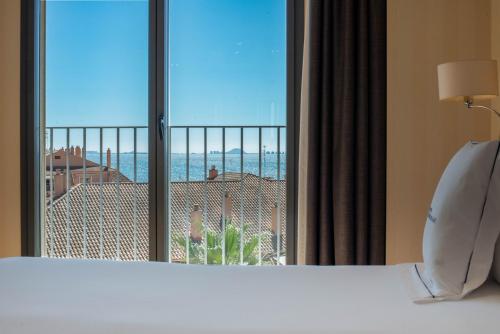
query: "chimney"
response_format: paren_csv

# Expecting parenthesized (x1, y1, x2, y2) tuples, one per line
(75, 146, 82, 158)
(53, 172, 65, 198)
(271, 203, 279, 235)
(190, 204, 203, 242)
(70, 146, 75, 156)
(208, 165, 218, 180)
(224, 191, 233, 221)
(271, 202, 279, 252)
(106, 148, 111, 169)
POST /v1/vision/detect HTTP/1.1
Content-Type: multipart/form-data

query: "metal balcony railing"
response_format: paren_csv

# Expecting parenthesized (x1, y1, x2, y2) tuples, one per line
(44, 125, 286, 265)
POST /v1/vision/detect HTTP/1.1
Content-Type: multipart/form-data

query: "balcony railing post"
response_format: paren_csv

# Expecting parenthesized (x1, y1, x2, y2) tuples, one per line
(65, 128, 71, 258)
(167, 125, 172, 263)
(203, 127, 208, 265)
(115, 128, 121, 260)
(258, 127, 262, 265)
(133, 127, 138, 261)
(49, 128, 54, 257)
(185, 127, 190, 264)
(222, 127, 226, 265)
(83, 128, 88, 258)
(276, 127, 281, 263)
(99, 128, 104, 259)
(239, 127, 244, 265)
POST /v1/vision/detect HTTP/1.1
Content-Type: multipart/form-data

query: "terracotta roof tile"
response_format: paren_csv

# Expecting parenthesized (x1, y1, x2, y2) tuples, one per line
(45, 175, 286, 263)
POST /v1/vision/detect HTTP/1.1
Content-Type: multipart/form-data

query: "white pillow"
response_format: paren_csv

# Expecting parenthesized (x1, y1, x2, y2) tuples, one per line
(492, 237, 500, 284)
(407, 141, 500, 302)
(464, 142, 500, 292)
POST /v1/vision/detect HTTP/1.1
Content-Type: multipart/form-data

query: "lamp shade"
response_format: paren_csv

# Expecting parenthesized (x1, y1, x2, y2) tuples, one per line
(437, 60, 498, 101)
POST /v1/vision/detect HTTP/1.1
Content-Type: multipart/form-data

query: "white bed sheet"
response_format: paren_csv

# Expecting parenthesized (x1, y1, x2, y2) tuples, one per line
(0, 257, 499, 334)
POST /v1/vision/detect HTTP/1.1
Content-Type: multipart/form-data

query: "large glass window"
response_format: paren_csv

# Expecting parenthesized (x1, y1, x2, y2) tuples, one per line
(35, 0, 289, 265)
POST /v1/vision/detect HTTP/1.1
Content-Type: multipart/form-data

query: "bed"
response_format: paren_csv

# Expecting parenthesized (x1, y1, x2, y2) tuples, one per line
(1, 257, 499, 334)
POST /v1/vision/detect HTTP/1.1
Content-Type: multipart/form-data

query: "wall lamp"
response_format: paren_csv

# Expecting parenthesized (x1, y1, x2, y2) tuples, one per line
(437, 60, 499, 117)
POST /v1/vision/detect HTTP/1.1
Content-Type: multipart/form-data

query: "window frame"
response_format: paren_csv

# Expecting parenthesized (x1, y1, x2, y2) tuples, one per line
(21, 0, 41, 256)
(20, 0, 303, 264)
(285, 0, 303, 264)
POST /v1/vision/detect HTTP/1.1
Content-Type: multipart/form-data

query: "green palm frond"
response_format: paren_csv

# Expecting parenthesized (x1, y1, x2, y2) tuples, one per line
(174, 219, 270, 265)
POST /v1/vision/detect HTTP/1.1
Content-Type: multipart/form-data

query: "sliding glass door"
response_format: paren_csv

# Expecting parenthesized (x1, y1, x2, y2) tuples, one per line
(30, 0, 295, 264)
(165, 0, 288, 264)
(40, 0, 151, 260)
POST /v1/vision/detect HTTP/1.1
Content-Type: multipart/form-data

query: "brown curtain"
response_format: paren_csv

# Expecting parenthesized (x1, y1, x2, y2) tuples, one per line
(301, 0, 386, 265)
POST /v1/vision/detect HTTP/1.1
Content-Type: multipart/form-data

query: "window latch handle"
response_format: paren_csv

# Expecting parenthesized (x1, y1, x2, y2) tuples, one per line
(159, 113, 165, 141)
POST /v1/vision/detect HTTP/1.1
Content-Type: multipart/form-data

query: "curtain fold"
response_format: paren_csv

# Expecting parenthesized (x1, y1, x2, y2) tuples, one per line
(297, 0, 387, 265)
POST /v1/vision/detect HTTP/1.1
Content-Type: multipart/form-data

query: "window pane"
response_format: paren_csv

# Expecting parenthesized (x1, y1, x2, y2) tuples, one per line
(167, 0, 287, 265)
(41, 0, 150, 261)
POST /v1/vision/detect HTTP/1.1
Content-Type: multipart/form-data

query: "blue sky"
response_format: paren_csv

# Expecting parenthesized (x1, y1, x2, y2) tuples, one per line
(46, 0, 286, 153)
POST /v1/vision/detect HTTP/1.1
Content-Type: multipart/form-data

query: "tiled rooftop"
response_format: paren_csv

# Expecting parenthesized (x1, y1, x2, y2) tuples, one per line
(46, 148, 99, 170)
(45, 174, 286, 262)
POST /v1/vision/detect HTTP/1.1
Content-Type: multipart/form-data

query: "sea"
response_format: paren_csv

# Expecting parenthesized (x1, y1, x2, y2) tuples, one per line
(85, 152, 287, 183)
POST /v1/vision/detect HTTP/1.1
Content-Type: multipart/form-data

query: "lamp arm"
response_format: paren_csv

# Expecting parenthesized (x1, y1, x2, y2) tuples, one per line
(464, 101, 500, 118)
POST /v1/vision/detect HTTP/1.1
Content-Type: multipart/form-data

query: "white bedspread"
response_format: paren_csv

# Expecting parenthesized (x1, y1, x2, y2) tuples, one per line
(1, 257, 499, 334)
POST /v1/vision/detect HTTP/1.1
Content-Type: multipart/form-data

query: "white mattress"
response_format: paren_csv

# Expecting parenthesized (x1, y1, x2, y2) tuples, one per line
(1, 257, 499, 334)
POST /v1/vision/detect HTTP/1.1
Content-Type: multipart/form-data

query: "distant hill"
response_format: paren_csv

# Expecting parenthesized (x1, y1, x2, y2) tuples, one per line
(209, 148, 246, 154)
(226, 148, 245, 154)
